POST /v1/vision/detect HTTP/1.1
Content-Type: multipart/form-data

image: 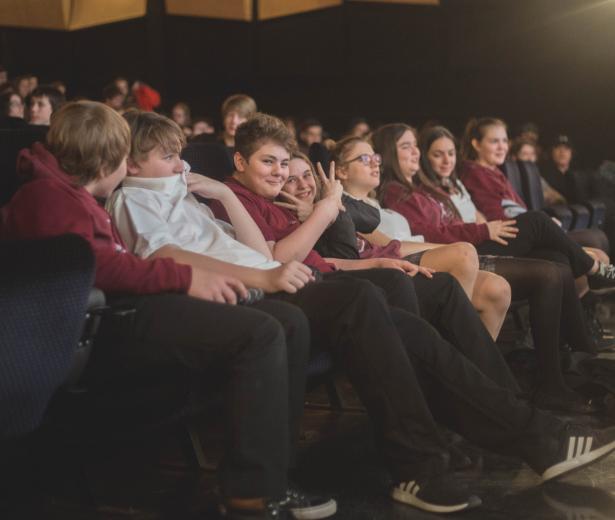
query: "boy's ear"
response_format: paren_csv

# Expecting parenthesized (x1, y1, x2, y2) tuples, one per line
(126, 157, 140, 176)
(234, 151, 247, 173)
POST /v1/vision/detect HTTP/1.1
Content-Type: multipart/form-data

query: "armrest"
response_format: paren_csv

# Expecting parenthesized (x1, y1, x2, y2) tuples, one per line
(568, 204, 591, 230)
(582, 199, 606, 229)
(543, 205, 573, 231)
(63, 289, 136, 388)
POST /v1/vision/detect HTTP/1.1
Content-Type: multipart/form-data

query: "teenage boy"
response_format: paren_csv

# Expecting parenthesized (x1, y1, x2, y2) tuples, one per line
(107, 109, 615, 515)
(27, 85, 65, 126)
(0, 101, 334, 520)
(220, 94, 257, 149)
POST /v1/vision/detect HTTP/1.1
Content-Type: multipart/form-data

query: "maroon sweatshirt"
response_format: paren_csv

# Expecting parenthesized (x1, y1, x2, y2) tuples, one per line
(0, 143, 191, 295)
(382, 181, 490, 245)
(458, 160, 526, 221)
(210, 177, 335, 273)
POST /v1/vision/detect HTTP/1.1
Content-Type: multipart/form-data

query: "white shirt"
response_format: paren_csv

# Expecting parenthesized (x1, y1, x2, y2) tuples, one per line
(449, 181, 478, 224)
(363, 197, 425, 243)
(106, 172, 280, 270)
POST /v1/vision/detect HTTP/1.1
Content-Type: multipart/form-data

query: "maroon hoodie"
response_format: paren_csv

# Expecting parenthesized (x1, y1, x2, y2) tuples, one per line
(458, 160, 526, 221)
(382, 181, 490, 245)
(1, 143, 191, 295)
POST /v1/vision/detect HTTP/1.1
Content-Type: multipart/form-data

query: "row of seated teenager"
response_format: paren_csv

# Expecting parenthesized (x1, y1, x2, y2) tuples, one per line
(5, 101, 615, 519)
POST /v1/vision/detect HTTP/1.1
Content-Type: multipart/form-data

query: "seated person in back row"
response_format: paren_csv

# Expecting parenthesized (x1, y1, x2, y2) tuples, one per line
(0, 100, 335, 520)
(106, 108, 615, 516)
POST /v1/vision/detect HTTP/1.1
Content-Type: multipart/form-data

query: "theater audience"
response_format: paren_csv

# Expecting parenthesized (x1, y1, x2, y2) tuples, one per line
(201, 112, 615, 514)
(6, 68, 615, 518)
(0, 101, 333, 520)
(280, 145, 510, 340)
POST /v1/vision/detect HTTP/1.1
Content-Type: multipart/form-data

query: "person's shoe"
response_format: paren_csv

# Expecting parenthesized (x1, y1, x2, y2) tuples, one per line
(533, 390, 597, 415)
(539, 424, 615, 481)
(220, 498, 289, 519)
(281, 488, 337, 519)
(588, 263, 615, 291)
(391, 473, 481, 514)
(221, 489, 336, 520)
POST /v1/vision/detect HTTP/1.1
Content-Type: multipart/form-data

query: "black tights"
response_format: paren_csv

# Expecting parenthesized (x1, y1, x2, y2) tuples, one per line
(476, 211, 595, 277)
(493, 256, 592, 398)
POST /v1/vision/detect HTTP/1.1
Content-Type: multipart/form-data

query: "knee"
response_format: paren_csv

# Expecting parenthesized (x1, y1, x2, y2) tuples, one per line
(483, 273, 511, 311)
(450, 242, 479, 271)
(248, 315, 288, 364)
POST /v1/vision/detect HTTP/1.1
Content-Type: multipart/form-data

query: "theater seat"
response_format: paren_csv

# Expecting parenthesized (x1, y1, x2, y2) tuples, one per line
(0, 234, 95, 440)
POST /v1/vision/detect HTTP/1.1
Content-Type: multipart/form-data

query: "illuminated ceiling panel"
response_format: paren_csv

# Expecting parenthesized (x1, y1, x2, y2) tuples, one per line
(166, 0, 342, 21)
(165, 0, 252, 21)
(258, 0, 342, 20)
(348, 0, 439, 5)
(0, 0, 147, 31)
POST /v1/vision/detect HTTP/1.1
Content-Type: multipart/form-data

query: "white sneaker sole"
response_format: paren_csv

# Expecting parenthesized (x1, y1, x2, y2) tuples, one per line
(391, 487, 482, 514)
(542, 439, 615, 481)
(290, 498, 337, 519)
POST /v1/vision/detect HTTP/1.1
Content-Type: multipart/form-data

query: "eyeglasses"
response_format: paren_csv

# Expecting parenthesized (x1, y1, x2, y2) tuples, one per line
(343, 153, 382, 166)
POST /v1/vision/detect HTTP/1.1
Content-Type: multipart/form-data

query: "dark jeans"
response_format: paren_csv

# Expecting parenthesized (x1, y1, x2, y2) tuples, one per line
(272, 269, 563, 481)
(86, 295, 310, 501)
(476, 210, 594, 278)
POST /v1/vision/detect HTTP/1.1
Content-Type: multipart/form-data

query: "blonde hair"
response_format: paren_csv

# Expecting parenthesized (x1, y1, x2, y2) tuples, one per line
(289, 150, 322, 200)
(47, 100, 130, 185)
(221, 93, 257, 120)
(123, 109, 186, 163)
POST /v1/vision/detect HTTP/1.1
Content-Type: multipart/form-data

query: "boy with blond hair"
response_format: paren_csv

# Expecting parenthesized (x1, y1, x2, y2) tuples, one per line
(0, 101, 328, 520)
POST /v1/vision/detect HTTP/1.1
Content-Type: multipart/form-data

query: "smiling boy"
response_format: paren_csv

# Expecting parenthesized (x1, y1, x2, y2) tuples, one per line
(107, 110, 615, 516)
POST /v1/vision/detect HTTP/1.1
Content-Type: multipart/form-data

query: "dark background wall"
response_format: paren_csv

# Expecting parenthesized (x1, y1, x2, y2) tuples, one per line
(1, 0, 614, 167)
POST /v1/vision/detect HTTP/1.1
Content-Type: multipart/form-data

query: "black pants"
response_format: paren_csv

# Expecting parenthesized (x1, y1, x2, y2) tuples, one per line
(272, 269, 563, 481)
(87, 295, 310, 501)
(476, 210, 594, 277)
(314, 268, 520, 394)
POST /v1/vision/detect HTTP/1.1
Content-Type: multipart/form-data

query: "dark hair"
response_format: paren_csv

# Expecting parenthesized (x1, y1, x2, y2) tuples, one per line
(510, 136, 536, 158)
(102, 83, 123, 101)
(418, 125, 461, 190)
(371, 123, 459, 216)
(0, 90, 20, 116)
(460, 117, 507, 161)
(235, 112, 296, 160)
(299, 118, 322, 133)
(29, 85, 66, 112)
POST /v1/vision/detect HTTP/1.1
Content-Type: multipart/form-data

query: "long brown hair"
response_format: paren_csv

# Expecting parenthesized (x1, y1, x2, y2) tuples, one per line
(370, 123, 457, 216)
(460, 117, 507, 161)
(419, 125, 462, 192)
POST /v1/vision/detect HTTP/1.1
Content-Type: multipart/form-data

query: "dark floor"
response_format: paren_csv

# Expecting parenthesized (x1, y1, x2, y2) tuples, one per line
(3, 302, 615, 520)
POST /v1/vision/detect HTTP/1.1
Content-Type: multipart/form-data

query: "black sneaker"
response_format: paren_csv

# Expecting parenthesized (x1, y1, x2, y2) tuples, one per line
(588, 263, 615, 291)
(220, 501, 289, 519)
(539, 424, 615, 481)
(391, 473, 481, 514)
(220, 488, 336, 520)
(281, 489, 336, 519)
